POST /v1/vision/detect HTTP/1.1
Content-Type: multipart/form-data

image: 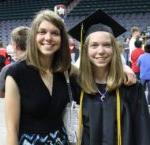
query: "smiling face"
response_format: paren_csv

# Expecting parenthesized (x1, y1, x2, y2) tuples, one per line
(36, 20, 61, 57)
(88, 31, 113, 70)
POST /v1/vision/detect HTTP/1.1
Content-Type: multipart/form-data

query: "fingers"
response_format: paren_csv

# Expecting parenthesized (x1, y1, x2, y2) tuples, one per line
(124, 73, 137, 86)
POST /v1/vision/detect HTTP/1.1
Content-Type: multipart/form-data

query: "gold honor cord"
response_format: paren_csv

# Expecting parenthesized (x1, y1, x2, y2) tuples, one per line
(78, 90, 122, 145)
(77, 91, 84, 145)
(116, 89, 122, 145)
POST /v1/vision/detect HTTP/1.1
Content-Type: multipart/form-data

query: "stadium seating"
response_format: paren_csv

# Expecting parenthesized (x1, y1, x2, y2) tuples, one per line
(0, 0, 70, 20)
(0, 0, 150, 45)
(67, 0, 150, 16)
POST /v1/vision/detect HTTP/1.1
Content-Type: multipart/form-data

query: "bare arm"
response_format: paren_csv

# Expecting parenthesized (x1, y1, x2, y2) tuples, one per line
(123, 65, 136, 86)
(5, 76, 20, 145)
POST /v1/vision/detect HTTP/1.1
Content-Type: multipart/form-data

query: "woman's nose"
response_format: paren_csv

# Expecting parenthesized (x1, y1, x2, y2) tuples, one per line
(97, 45, 105, 53)
(45, 32, 52, 40)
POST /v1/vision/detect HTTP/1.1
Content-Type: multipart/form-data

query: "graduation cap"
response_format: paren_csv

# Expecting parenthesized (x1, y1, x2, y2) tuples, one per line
(68, 9, 126, 41)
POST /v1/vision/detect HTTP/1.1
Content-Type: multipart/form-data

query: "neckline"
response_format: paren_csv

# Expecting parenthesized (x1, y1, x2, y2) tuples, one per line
(39, 72, 54, 97)
(97, 84, 107, 102)
(97, 83, 106, 87)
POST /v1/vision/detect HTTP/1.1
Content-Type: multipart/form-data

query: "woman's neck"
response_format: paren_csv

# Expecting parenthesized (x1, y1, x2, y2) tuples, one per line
(15, 50, 26, 61)
(94, 67, 108, 84)
(40, 55, 53, 70)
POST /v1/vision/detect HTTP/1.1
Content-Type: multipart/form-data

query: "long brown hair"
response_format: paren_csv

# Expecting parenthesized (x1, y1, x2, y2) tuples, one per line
(26, 9, 71, 73)
(80, 33, 124, 94)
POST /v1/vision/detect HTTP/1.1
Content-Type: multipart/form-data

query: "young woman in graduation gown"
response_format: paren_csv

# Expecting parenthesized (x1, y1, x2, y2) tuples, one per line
(79, 23, 150, 145)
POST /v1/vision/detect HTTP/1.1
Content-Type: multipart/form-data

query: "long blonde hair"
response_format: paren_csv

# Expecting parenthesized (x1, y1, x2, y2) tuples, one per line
(80, 33, 124, 94)
(26, 9, 71, 73)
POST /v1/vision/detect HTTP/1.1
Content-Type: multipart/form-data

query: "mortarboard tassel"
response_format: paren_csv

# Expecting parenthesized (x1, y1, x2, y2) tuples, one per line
(80, 23, 84, 50)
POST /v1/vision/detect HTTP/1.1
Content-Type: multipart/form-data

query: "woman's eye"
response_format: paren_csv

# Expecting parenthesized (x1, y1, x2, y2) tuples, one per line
(37, 30, 60, 37)
(103, 43, 112, 48)
(51, 31, 60, 36)
(90, 43, 98, 48)
(37, 30, 46, 34)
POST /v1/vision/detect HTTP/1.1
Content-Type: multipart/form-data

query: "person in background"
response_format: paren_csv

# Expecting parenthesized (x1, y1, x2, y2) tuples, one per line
(123, 37, 130, 65)
(131, 38, 144, 80)
(69, 9, 150, 145)
(0, 41, 11, 71)
(137, 40, 150, 105)
(6, 43, 15, 62)
(69, 36, 76, 64)
(0, 26, 30, 98)
(117, 41, 126, 65)
(129, 26, 141, 65)
(5, 9, 79, 145)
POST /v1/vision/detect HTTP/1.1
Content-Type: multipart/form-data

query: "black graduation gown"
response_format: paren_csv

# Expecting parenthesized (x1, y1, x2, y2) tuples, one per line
(81, 83, 150, 145)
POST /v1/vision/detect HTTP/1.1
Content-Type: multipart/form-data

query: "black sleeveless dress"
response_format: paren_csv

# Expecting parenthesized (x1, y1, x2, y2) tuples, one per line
(6, 60, 80, 145)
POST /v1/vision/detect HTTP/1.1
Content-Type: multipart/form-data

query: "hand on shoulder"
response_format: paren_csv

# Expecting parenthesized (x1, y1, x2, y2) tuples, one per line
(123, 65, 137, 86)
